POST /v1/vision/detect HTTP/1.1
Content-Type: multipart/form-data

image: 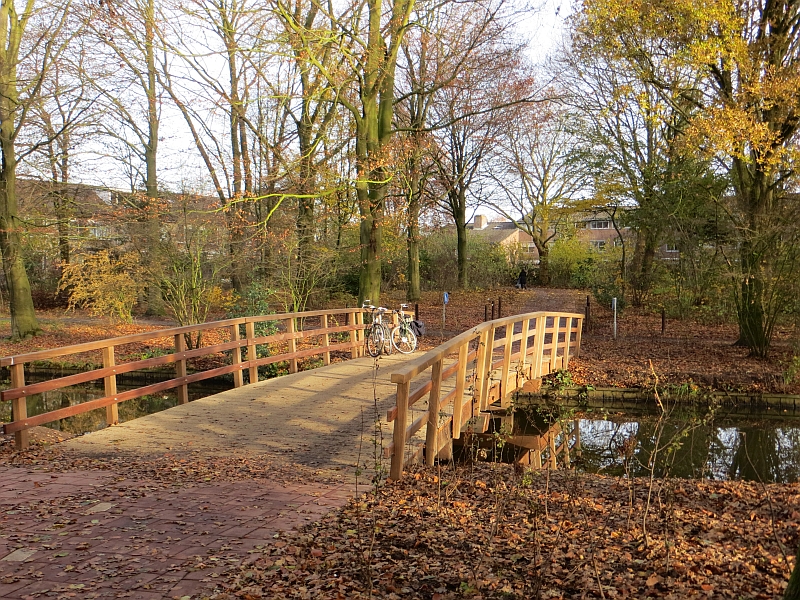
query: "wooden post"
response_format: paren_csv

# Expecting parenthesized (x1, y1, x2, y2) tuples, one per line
(390, 381, 410, 480)
(175, 334, 189, 405)
(452, 343, 468, 439)
(500, 324, 514, 407)
(425, 360, 444, 466)
(562, 317, 572, 370)
(574, 316, 583, 358)
(532, 446, 542, 469)
(473, 329, 489, 411)
(479, 326, 495, 410)
(550, 317, 561, 372)
(102, 346, 118, 426)
(246, 321, 258, 384)
(321, 314, 331, 366)
(520, 317, 531, 377)
(349, 311, 359, 359)
(231, 325, 243, 387)
(532, 316, 546, 378)
(357, 311, 365, 357)
(11, 364, 28, 450)
(286, 317, 298, 373)
(491, 301, 495, 320)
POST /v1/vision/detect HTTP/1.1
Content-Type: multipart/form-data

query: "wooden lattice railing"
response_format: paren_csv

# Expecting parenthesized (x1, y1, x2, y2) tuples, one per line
(1, 308, 367, 450)
(386, 311, 584, 480)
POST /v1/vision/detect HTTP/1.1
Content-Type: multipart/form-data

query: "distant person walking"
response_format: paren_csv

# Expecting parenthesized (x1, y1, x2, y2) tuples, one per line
(517, 268, 528, 290)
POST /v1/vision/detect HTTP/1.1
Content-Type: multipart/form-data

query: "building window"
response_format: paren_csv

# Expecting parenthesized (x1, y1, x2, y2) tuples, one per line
(589, 220, 611, 229)
(665, 244, 678, 252)
(525, 243, 537, 253)
(590, 240, 606, 251)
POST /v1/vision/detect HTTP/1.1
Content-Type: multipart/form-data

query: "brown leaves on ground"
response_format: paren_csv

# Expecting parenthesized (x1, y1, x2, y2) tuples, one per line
(210, 463, 798, 600)
(574, 301, 799, 395)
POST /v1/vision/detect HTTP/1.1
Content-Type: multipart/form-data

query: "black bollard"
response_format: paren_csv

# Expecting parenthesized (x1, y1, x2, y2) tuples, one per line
(491, 301, 495, 320)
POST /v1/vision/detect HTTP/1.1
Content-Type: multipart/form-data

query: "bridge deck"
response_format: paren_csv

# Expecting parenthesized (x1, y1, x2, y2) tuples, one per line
(62, 354, 423, 481)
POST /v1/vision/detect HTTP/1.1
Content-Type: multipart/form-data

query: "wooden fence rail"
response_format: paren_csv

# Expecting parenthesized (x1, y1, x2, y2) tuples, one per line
(387, 311, 584, 480)
(1, 307, 367, 450)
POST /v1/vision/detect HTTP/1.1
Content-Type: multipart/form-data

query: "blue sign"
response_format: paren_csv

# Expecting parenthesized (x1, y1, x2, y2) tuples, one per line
(443, 292, 449, 305)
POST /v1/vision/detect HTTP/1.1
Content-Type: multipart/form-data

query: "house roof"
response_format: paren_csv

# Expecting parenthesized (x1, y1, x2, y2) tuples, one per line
(468, 221, 523, 244)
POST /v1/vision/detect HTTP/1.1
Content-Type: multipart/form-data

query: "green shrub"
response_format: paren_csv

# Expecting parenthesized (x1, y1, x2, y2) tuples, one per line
(420, 230, 515, 290)
(548, 236, 594, 288)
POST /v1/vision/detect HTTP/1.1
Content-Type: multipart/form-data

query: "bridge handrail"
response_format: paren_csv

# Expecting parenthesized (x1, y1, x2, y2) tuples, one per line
(0, 308, 364, 367)
(390, 311, 584, 385)
(388, 310, 584, 480)
(2, 306, 368, 449)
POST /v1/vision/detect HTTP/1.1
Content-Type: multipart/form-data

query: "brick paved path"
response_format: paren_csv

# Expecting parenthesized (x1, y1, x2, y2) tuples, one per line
(0, 467, 350, 599)
(0, 354, 424, 598)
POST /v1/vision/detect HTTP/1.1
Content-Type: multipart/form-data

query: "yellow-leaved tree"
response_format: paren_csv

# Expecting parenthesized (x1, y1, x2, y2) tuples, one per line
(59, 251, 144, 323)
(573, 0, 800, 357)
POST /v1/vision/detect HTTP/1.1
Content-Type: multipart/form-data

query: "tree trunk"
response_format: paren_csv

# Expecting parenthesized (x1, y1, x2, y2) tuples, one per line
(0, 144, 39, 338)
(537, 244, 550, 286)
(456, 217, 468, 289)
(630, 227, 658, 306)
(357, 184, 383, 304)
(406, 164, 421, 301)
(53, 192, 70, 265)
(736, 240, 769, 357)
(142, 0, 164, 315)
(732, 160, 774, 358)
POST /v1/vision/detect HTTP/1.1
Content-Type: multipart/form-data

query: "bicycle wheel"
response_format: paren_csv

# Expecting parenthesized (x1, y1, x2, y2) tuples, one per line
(392, 322, 417, 354)
(366, 325, 384, 357)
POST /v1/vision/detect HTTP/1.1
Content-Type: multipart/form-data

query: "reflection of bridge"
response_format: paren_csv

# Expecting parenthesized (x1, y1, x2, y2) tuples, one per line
(1, 308, 583, 480)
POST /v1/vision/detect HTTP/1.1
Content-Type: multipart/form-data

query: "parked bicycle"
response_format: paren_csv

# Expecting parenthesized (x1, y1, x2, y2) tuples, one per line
(362, 301, 393, 357)
(391, 304, 418, 354)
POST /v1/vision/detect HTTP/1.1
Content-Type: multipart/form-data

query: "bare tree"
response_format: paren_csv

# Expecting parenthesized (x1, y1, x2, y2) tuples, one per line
(485, 103, 591, 285)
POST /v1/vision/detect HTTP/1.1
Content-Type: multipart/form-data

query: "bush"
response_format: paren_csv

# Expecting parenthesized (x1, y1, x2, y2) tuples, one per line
(548, 236, 594, 288)
(59, 250, 144, 322)
(420, 230, 515, 290)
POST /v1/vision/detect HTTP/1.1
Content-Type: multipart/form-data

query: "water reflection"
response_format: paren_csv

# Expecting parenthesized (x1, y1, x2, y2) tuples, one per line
(554, 410, 800, 483)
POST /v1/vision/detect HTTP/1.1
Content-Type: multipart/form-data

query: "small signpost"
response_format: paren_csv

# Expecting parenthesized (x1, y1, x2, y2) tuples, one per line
(443, 292, 449, 329)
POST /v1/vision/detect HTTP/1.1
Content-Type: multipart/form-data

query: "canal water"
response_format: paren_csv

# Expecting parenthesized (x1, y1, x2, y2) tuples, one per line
(512, 401, 800, 484)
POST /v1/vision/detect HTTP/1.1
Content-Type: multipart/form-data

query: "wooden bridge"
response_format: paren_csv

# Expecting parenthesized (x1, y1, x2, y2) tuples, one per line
(1, 307, 584, 480)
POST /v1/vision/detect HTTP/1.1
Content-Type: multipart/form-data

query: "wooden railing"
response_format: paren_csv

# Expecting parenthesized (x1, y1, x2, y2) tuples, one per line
(1, 307, 367, 450)
(386, 311, 584, 480)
